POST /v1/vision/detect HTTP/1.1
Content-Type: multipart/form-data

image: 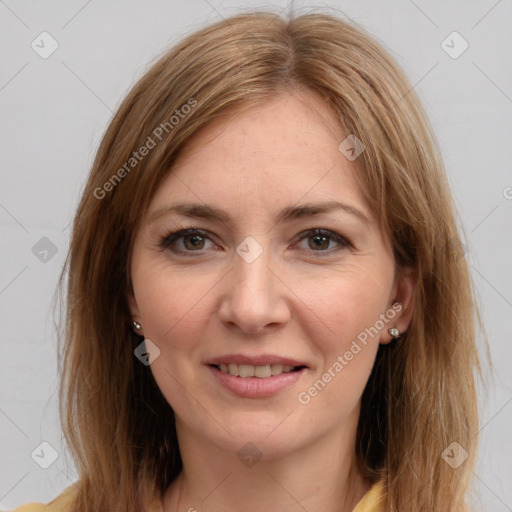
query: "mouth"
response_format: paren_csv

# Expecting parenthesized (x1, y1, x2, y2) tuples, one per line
(205, 356, 309, 398)
(210, 363, 307, 379)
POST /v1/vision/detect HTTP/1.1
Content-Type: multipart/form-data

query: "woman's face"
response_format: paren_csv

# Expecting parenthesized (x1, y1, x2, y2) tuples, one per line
(129, 90, 414, 459)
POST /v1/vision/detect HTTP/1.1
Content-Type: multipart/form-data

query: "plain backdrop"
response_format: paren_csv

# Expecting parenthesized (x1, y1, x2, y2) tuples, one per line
(0, 0, 511, 510)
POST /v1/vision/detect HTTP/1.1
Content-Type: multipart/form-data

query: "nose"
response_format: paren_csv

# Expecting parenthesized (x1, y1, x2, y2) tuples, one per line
(218, 244, 291, 335)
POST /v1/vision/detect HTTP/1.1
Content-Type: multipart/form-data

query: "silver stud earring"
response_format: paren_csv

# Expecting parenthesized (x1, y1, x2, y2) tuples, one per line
(388, 327, 400, 339)
(132, 320, 142, 331)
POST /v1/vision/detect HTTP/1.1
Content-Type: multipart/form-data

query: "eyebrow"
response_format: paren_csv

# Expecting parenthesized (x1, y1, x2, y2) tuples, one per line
(147, 200, 370, 226)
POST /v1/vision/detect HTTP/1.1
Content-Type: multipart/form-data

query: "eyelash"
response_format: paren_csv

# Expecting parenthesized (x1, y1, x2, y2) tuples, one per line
(159, 226, 353, 257)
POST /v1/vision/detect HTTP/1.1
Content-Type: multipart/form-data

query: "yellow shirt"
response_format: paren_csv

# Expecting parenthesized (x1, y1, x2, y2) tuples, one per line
(12, 480, 384, 511)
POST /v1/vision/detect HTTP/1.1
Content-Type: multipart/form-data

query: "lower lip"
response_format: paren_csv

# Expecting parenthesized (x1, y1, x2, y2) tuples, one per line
(207, 365, 306, 398)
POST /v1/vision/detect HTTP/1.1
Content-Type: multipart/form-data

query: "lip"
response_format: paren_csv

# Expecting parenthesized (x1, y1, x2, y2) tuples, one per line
(207, 364, 307, 398)
(204, 354, 308, 367)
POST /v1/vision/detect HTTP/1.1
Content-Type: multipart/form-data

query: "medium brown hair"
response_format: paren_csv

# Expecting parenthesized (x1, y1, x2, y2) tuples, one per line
(58, 10, 484, 511)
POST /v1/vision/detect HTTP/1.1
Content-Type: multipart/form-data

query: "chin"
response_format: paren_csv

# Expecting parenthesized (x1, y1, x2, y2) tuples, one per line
(180, 410, 310, 459)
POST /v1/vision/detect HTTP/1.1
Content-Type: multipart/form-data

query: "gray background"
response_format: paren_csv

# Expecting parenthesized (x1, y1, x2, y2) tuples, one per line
(0, 0, 510, 510)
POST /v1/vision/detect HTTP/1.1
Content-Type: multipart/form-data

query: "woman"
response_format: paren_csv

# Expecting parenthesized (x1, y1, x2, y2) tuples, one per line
(15, 10, 483, 512)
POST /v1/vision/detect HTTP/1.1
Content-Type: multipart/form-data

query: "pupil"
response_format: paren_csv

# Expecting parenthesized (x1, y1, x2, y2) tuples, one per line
(185, 235, 204, 250)
(310, 235, 328, 250)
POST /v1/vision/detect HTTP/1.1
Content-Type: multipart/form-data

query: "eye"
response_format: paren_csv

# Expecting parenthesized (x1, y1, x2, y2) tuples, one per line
(295, 228, 352, 254)
(160, 228, 216, 254)
(159, 226, 352, 257)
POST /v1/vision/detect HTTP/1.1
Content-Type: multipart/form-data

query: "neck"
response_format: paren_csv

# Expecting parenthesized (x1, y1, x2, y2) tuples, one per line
(163, 423, 370, 512)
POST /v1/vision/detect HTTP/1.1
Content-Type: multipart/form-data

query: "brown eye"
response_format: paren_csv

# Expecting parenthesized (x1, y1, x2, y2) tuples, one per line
(308, 234, 330, 250)
(295, 228, 352, 254)
(183, 233, 205, 250)
(160, 228, 215, 255)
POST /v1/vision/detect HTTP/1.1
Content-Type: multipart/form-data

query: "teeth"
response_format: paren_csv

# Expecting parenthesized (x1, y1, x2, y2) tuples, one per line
(239, 364, 254, 378)
(271, 364, 283, 375)
(254, 365, 272, 378)
(217, 363, 297, 378)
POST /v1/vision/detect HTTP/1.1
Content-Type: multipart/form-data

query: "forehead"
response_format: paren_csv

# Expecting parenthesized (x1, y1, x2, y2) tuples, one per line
(147, 90, 371, 223)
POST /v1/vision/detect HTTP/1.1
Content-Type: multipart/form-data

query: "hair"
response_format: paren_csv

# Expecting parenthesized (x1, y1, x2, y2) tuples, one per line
(57, 9, 485, 511)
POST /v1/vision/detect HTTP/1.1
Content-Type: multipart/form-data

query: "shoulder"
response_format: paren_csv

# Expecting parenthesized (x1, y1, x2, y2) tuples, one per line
(10, 484, 77, 512)
(353, 479, 385, 512)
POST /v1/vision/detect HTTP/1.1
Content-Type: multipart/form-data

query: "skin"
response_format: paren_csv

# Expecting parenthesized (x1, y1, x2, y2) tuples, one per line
(128, 89, 416, 512)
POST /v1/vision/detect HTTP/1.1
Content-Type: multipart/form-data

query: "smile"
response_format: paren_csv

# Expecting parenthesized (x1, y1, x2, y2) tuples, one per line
(214, 363, 305, 378)
(207, 364, 307, 398)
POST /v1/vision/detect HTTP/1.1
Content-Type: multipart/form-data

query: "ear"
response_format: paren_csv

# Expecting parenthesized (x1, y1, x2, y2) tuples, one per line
(127, 289, 145, 337)
(380, 266, 417, 345)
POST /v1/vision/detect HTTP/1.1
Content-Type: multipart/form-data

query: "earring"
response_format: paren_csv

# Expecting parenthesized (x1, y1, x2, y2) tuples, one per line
(388, 327, 400, 339)
(132, 320, 142, 331)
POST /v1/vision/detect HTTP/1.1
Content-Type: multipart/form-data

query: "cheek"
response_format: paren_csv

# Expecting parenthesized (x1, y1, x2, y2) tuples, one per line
(301, 267, 392, 346)
(133, 268, 214, 412)
(296, 270, 391, 402)
(133, 260, 216, 344)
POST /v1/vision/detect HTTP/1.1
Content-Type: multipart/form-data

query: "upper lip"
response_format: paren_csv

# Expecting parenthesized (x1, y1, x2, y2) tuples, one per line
(205, 354, 308, 367)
